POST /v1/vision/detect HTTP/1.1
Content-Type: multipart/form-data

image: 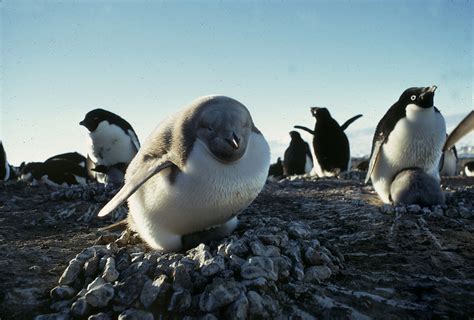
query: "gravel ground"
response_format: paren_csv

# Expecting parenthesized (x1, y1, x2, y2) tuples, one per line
(0, 173, 473, 319)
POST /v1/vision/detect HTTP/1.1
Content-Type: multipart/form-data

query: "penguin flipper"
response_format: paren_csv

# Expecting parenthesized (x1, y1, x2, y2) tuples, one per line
(98, 157, 176, 217)
(443, 111, 474, 151)
(294, 125, 315, 135)
(365, 140, 382, 184)
(340, 114, 363, 131)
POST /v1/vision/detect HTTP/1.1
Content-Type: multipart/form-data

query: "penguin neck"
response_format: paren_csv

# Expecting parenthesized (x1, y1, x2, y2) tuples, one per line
(405, 104, 435, 123)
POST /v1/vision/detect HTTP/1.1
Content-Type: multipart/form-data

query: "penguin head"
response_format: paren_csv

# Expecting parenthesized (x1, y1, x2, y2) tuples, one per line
(289, 131, 302, 140)
(310, 107, 331, 120)
(400, 86, 437, 110)
(80, 108, 115, 132)
(195, 100, 252, 163)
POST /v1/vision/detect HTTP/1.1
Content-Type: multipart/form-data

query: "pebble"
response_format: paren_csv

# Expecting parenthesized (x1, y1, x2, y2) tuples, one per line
(85, 283, 115, 308)
(118, 309, 154, 320)
(50, 286, 76, 300)
(102, 257, 119, 282)
(199, 279, 242, 312)
(58, 259, 84, 285)
(304, 265, 332, 283)
(240, 257, 278, 281)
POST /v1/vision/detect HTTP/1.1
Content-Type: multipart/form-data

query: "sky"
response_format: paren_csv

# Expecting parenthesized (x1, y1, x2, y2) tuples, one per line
(1, 0, 473, 165)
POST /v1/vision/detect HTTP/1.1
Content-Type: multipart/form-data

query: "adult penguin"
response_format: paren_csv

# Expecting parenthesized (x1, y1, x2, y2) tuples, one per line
(295, 107, 362, 177)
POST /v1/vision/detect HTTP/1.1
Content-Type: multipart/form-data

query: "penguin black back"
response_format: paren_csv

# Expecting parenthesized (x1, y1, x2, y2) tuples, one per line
(283, 131, 312, 175)
(311, 107, 350, 174)
(80, 108, 137, 135)
(0, 142, 9, 181)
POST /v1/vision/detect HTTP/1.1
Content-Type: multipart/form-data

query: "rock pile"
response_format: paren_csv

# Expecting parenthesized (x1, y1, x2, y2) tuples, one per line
(36, 217, 342, 319)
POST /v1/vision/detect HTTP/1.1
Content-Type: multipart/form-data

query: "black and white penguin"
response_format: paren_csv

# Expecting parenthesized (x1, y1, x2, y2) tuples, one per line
(80, 108, 140, 183)
(366, 86, 446, 203)
(439, 145, 458, 176)
(45, 152, 87, 168)
(268, 157, 284, 177)
(390, 168, 445, 206)
(464, 161, 474, 177)
(0, 141, 10, 181)
(294, 108, 362, 177)
(21, 159, 88, 187)
(98, 95, 270, 252)
(283, 131, 313, 175)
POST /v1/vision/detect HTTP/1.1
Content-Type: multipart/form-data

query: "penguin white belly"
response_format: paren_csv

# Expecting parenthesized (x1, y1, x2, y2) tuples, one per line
(372, 107, 445, 203)
(88, 122, 137, 165)
(128, 132, 270, 251)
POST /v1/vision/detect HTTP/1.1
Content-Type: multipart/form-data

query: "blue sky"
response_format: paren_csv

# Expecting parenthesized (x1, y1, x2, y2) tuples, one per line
(1, 0, 472, 165)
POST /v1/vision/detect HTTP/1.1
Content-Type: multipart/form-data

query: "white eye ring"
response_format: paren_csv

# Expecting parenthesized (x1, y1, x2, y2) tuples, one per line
(410, 95, 416, 101)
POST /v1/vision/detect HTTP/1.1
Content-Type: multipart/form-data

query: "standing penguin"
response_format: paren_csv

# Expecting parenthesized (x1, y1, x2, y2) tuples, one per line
(283, 131, 313, 175)
(97, 95, 270, 252)
(268, 157, 284, 177)
(0, 141, 10, 181)
(366, 86, 446, 204)
(439, 145, 458, 176)
(294, 108, 362, 177)
(80, 108, 140, 184)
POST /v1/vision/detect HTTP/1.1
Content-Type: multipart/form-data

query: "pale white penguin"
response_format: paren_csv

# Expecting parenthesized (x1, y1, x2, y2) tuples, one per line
(98, 95, 270, 252)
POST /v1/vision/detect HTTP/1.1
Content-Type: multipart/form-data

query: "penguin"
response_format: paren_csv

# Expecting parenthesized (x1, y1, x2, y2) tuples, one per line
(283, 131, 313, 175)
(268, 157, 284, 177)
(439, 145, 458, 176)
(390, 168, 445, 206)
(0, 141, 10, 181)
(21, 159, 88, 186)
(464, 161, 474, 177)
(80, 108, 140, 183)
(294, 108, 362, 177)
(97, 95, 270, 253)
(365, 86, 446, 204)
(45, 152, 87, 168)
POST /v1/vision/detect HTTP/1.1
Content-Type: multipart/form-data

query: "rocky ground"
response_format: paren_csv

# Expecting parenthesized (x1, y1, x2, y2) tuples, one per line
(0, 173, 473, 319)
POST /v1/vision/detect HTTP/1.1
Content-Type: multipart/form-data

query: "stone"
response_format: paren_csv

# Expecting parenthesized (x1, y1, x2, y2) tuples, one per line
(304, 265, 332, 283)
(58, 258, 83, 285)
(225, 292, 249, 320)
(50, 285, 76, 300)
(199, 278, 242, 312)
(34, 313, 70, 320)
(102, 257, 119, 282)
(85, 283, 114, 308)
(140, 275, 168, 309)
(118, 309, 154, 320)
(88, 312, 112, 320)
(240, 257, 278, 281)
(114, 273, 147, 306)
(167, 288, 192, 312)
(71, 297, 90, 317)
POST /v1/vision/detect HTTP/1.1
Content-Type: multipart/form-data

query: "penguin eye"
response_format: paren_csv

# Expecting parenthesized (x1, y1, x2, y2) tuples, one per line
(207, 127, 213, 132)
(410, 95, 416, 101)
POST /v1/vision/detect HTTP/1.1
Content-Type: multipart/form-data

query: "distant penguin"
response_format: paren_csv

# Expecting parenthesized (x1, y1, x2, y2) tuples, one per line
(390, 168, 445, 206)
(464, 161, 474, 177)
(46, 152, 87, 168)
(366, 86, 446, 204)
(439, 145, 458, 176)
(21, 160, 88, 186)
(0, 141, 10, 181)
(80, 108, 140, 183)
(295, 108, 362, 177)
(97, 95, 270, 252)
(283, 131, 313, 175)
(268, 157, 284, 177)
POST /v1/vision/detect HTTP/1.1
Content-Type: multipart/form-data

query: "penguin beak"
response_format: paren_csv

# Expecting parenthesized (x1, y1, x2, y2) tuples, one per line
(79, 120, 85, 126)
(420, 85, 437, 99)
(225, 132, 240, 150)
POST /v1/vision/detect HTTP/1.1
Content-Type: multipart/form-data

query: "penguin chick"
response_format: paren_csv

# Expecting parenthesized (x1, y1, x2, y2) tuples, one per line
(366, 86, 446, 203)
(97, 95, 270, 253)
(390, 168, 445, 206)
